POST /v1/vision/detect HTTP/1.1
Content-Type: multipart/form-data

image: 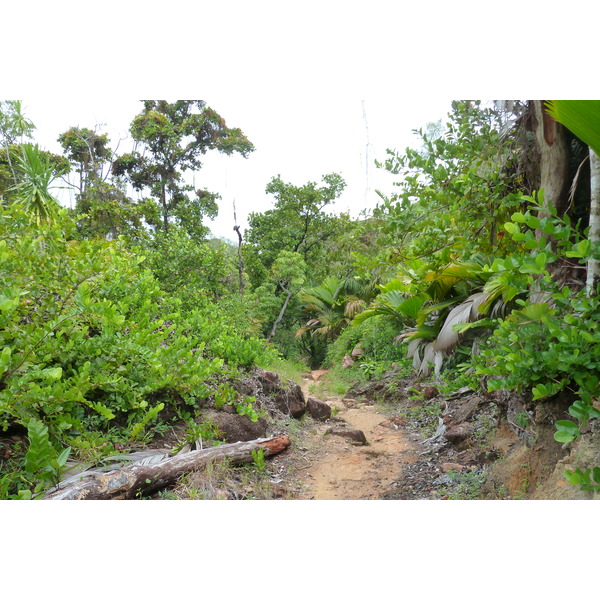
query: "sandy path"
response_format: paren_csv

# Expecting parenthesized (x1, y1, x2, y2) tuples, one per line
(295, 374, 420, 500)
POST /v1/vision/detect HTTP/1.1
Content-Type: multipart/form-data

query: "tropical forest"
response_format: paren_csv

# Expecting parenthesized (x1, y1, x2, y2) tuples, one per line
(1, 99, 599, 501)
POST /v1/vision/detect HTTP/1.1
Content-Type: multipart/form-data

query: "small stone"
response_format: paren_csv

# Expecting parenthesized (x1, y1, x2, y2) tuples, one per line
(310, 369, 329, 381)
(273, 384, 306, 418)
(444, 424, 472, 444)
(442, 462, 465, 472)
(307, 397, 332, 421)
(342, 354, 355, 368)
(328, 428, 368, 445)
(211, 412, 268, 443)
(423, 386, 440, 400)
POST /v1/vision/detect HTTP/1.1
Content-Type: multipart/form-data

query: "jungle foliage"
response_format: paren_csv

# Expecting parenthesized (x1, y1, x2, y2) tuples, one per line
(2, 99, 600, 498)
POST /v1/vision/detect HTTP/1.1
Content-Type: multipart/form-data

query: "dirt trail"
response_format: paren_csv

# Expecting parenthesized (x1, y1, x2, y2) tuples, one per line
(271, 370, 587, 501)
(292, 372, 421, 500)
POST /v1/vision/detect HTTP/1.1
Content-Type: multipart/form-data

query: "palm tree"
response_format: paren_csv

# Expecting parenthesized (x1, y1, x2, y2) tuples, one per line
(296, 276, 369, 340)
(355, 257, 521, 377)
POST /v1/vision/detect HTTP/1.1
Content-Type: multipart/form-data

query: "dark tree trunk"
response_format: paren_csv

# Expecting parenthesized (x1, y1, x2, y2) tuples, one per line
(233, 224, 245, 294)
(587, 150, 600, 295)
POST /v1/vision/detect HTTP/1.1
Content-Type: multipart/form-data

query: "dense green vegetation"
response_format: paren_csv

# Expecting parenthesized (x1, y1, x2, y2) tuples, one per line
(2, 99, 600, 498)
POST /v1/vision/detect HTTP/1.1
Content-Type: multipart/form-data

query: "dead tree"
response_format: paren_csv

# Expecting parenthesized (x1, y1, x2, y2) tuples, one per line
(233, 198, 245, 294)
(44, 435, 290, 500)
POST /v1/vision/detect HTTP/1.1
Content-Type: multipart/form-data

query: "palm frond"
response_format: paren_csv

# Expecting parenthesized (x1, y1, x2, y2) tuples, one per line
(343, 297, 366, 318)
(451, 317, 495, 335)
(434, 291, 488, 352)
(406, 337, 425, 370)
(419, 342, 442, 377)
(353, 290, 427, 326)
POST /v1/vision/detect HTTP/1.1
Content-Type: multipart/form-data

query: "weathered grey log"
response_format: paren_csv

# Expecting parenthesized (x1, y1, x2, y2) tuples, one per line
(424, 417, 447, 446)
(43, 435, 290, 500)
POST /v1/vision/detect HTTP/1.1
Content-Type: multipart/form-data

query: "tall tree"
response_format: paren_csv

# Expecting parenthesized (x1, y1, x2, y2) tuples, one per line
(58, 126, 148, 240)
(58, 126, 112, 198)
(528, 100, 571, 218)
(589, 150, 600, 294)
(265, 250, 307, 342)
(112, 100, 254, 239)
(245, 173, 346, 285)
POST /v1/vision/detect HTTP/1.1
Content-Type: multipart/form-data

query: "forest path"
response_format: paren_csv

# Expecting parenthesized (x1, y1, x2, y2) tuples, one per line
(289, 371, 421, 500)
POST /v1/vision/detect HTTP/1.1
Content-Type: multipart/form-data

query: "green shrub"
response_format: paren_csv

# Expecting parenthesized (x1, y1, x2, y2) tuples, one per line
(474, 197, 600, 448)
(0, 206, 269, 457)
(325, 315, 407, 367)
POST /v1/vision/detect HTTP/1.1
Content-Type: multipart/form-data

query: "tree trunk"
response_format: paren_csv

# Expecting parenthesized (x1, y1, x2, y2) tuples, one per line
(161, 182, 169, 233)
(530, 100, 571, 217)
(587, 149, 600, 295)
(267, 283, 293, 343)
(233, 199, 245, 294)
(234, 225, 245, 294)
(43, 435, 290, 500)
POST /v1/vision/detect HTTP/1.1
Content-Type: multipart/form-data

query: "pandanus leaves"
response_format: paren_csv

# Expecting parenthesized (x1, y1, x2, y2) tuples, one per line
(10, 144, 59, 224)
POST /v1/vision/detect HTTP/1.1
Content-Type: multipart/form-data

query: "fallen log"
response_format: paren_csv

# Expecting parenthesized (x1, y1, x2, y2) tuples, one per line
(44, 435, 290, 500)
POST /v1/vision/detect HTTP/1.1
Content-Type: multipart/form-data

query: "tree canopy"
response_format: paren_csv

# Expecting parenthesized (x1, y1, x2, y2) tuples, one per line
(112, 100, 254, 239)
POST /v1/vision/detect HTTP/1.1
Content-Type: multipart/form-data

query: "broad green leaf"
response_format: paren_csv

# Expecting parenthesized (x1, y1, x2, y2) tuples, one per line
(56, 447, 71, 468)
(554, 430, 578, 444)
(524, 238, 538, 249)
(90, 402, 115, 421)
(565, 239, 591, 259)
(0, 347, 11, 373)
(580, 330, 595, 343)
(40, 367, 62, 380)
(554, 420, 580, 444)
(535, 252, 547, 270)
(504, 222, 519, 235)
(546, 101, 600, 157)
(564, 469, 582, 485)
